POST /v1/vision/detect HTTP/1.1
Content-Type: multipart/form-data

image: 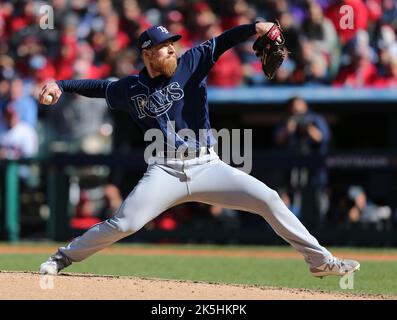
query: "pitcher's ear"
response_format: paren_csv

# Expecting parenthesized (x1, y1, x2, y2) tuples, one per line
(143, 48, 154, 59)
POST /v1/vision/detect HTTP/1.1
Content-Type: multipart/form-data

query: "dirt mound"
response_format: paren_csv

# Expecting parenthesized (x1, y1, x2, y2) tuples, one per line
(0, 271, 383, 300)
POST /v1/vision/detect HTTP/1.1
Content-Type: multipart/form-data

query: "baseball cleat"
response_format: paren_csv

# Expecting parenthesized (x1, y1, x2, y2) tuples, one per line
(310, 257, 360, 278)
(39, 251, 72, 275)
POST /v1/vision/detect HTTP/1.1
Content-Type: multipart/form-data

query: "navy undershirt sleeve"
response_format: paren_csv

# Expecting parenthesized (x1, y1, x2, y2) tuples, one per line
(183, 23, 257, 78)
(212, 23, 257, 60)
(56, 79, 111, 98)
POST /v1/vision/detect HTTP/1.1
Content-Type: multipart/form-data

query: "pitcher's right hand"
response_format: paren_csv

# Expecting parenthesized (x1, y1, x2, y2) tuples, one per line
(39, 81, 62, 105)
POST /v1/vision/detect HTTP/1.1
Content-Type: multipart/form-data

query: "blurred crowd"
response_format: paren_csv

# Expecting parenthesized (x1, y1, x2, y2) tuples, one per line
(1, 0, 396, 153)
(0, 0, 397, 93)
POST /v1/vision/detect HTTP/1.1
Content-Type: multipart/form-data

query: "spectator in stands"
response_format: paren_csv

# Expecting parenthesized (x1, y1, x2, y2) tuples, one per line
(3, 0, 397, 88)
(279, 187, 301, 218)
(164, 10, 193, 53)
(46, 93, 112, 153)
(205, 23, 243, 87)
(146, 203, 194, 233)
(0, 105, 38, 160)
(270, 58, 295, 85)
(275, 96, 330, 155)
(73, 41, 109, 79)
(275, 96, 331, 221)
(0, 55, 15, 84)
(52, 0, 71, 30)
(325, 0, 369, 47)
(277, 10, 301, 63)
(120, 0, 152, 47)
(301, 1, 340, 78)
(8, 77, 37, 128)
(56, 14, 79, 80)
(144, 0, 176, 26)
(264, 0, 290, 21)
(305, 50, 330, 85)
(98, 184, 123, 220)
(0, 80, 9, 135)
(103, 11, 130, 61)
(293, 39, 330, 85)
(302, 1, 338, 52)
(366, 0, 383, 28)
(219, 0, 256, 30)
(209, 1, 258, 85)
(70, 190, 101, 230)
(374, 58, 397, 87)
(46, 40, 113, 153)
(334, 30, 377, 86)
(112, 49, 140, 78)
(378, 23, 397, 57)
(14, 34, 56, 83)
(190, 1, 219, 44)
(209, 205, 240, 230)
(382, 0, 397, 27)
(8, 0, 36, 35)
(68, 0, 92, 39)
(0, 104, 39, 190)
(0, 2, 13, 47)
(96, 0, 114, 19)
(374, 24, 397, 84)
(347, 185, 392, 224)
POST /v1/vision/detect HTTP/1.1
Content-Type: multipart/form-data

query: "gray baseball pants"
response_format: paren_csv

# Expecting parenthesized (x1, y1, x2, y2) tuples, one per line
(59, 149, 332, 268)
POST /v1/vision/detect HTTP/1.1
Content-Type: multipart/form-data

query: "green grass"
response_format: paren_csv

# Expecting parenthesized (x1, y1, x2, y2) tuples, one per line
(3, 241, 397, 254)
(1, 244, 397, 297)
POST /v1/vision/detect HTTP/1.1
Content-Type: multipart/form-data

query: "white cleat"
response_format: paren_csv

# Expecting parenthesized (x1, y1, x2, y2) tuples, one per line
(39, 261, 59, 275)
(39, 251, 72, 275)
(310, 257, 360, 278)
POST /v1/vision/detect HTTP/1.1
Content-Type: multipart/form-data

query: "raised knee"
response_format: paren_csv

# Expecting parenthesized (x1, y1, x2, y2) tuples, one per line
(106, 218, 136, 235)
(118, 219, 147, 234)
(266, 189, 281, 202)
(117, 222, 138, 234)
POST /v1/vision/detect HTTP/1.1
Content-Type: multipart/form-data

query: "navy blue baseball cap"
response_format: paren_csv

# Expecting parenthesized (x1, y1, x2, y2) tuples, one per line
(138, 25, 182, 51)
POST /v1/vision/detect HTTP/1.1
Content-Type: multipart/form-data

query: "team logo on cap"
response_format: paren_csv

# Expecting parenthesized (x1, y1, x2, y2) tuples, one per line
(157, 26, 169, 34)
(142, 40, 151, 49)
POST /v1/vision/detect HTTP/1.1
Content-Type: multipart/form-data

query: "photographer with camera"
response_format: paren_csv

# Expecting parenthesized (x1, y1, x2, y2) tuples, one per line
(275, 96, 331, 226)
(276, 97, 330, 155)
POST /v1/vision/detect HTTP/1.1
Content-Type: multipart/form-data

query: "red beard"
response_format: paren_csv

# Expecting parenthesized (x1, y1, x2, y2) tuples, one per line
(151, 55, 178, 78)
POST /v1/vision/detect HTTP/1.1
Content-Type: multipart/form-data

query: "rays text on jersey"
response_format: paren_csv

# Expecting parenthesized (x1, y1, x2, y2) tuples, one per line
(131, 82, 184, 118)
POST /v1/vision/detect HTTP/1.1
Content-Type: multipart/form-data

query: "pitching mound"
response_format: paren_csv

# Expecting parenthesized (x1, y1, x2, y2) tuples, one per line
(0, 271, 382, 300)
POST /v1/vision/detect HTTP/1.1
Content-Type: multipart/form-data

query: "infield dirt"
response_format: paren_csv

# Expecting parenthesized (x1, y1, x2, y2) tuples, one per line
(1, 245, 395, 300)
(0, 271, 386, 300)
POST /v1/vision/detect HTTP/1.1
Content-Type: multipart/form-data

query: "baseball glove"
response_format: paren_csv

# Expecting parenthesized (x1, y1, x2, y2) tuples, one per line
(252, 21, 288, 80)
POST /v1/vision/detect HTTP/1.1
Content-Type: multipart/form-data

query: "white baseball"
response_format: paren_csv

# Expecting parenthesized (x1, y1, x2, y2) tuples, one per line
(43, 94, 54, 105)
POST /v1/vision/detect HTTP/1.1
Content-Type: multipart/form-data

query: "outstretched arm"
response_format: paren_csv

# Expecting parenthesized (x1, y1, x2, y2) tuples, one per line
(186, 20, 280, 78)
(38, 79, 111, 105)
(212, 21, 276, 60)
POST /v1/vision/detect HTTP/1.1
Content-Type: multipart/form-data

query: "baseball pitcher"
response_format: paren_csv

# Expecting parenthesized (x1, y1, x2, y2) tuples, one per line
(38, 20, 359, 278)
